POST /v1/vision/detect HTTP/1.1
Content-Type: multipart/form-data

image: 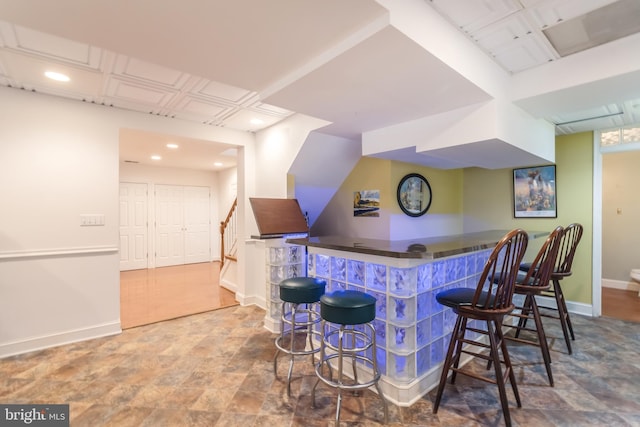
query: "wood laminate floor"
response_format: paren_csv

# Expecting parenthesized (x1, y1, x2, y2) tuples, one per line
(120, 262, 238, 329)
(602, 286, 640, 323)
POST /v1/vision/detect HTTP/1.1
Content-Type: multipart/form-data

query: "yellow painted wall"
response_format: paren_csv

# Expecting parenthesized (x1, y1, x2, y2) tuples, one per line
(311, 157, 464, 239)
(462, 132, 593, 304)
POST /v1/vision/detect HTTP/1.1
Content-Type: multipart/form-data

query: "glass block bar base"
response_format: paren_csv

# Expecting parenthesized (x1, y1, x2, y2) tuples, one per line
(305, 246, 491, 406)
(262, 239, 307, 333)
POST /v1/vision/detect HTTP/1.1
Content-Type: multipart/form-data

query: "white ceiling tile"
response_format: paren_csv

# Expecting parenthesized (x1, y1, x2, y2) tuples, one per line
(194, 79, 255, 104)
(8, 23, 102, 69)
(249, 101, 292, 118)
(524, 0, 619, 30)
(173, 95, 229, 118)
(471, 12, 534, 50)
(429, 0, 521, 33)
(490, 34, 556, 72)
(105, 77, 176, 106)
(112, 55, 191, 88)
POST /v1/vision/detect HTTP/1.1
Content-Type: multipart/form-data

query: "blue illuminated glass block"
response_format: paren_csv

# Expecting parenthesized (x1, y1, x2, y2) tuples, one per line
(430, 290, 444, 314)
(417, 292, 430, 320)
(347, 260, 365, 285)
(270, 283, 279, 300)
(366, 263, 387, 291)
(347, 283, 365, 293)
(329, 280, 347, 293)
(389, 353, 415, 380)
(270, 266, 286, 283)
(389, 267, 416, 296)
(430, 337, 444, 365)
(288, 246, 303, 264)
(417, 345, 430, 376)
(331, 257, 346, 281)
(443, 308, 457, 335)
(388, 325, 415, 353)
(307, 252, 314, 275)
(432, 261, 445, 289)
(445, 256, 464, 283)
(416, 318, 430, 348)
(287, 263, 303, 278)
(316, 254, 330, 278)
(369, 290, 387, 320)
(389, 296, 415, 325)
(376, 347, 387, 376)
(417, 263, 433, 292)
(269, 247, 286, 264)
(476, 250, 490, 272)
(431, 311, 443, 338)
(373, 319, 386, 347)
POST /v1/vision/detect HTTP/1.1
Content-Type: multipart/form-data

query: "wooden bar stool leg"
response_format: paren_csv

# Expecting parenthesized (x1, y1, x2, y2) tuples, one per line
(530, 297, 553, 386)
(553, 279, 574, 354)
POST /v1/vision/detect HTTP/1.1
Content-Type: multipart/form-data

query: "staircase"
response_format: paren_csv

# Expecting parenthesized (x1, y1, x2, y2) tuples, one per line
(220, 198, 237, 270)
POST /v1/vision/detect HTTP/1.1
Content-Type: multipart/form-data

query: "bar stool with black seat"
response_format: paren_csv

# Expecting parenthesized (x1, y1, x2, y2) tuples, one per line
(312, 289, 389, 425)
(502, 225, 564, 387)
(519, 223, 583, 354)
(432, 229, 528, 427)
(273, 276, 326, 396)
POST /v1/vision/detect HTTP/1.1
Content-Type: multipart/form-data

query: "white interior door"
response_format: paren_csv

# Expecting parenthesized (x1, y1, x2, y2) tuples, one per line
(155, 184, 211, 267)
(155, 185, 185, 267)
(119, 182, 148, 271)
(184, 186, 211, 264)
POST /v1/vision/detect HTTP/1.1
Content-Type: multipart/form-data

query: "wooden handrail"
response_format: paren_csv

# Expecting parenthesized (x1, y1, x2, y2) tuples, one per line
(220, 198, 238, 269)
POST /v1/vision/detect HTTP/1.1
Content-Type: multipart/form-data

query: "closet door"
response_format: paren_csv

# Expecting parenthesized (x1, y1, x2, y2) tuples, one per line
(119, 182, 149, 271)
(184, 186, 211, 264)
(155, 185, 211, 267)
(155, 185, 185, 267)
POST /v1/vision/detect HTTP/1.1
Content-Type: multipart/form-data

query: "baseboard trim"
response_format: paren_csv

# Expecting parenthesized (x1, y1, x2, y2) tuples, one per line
(602, 278, 640, 292)
(536, 295, 593, 317)
(0, 321, 121, 358)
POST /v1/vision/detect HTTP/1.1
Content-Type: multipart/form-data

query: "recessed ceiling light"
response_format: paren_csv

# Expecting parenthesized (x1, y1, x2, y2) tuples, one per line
(166, 143, 179, 149)
(44, 71, 70, 82)
(250, 118, 264, 125)
(214, 162, 223, 167)
(151, 155, 162, 160)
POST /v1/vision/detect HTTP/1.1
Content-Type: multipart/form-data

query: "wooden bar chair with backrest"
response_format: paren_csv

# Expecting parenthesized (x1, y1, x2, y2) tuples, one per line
(519, 223, 583, 354)
(432, 229, 529, 427)
(503, 225, 564, 387)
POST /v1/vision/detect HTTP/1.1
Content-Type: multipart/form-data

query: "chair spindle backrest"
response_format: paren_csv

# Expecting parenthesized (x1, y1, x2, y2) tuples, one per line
(555, 223, 583, 276)
(521, 226, 564, 288)
(472, 229, 528, 311)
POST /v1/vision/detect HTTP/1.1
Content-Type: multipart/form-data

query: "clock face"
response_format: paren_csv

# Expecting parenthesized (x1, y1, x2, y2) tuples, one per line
(397, 173, 432, 217)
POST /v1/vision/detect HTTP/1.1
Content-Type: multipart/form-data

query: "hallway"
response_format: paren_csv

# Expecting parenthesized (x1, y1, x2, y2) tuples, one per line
(120, 262, 237, 329)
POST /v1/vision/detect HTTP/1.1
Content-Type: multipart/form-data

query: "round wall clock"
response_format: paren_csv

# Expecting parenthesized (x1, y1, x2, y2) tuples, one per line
(397, 173, 432, 217)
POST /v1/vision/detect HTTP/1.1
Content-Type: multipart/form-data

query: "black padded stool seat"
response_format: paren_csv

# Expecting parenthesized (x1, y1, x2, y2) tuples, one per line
(312, 289, 388, 425)
(320, 290, 376, 325)
(274, 276, 326, 397)
(436, 288, 495, 310)
(279, 277, 326, 304)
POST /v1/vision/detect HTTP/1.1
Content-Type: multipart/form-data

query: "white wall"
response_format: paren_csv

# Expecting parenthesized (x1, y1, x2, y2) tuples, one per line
(602, 150, 640, 282)
(0, 87, 253, 357)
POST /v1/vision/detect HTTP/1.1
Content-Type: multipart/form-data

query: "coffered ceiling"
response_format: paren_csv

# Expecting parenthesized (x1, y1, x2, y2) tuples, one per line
(1, 0, 639, 171)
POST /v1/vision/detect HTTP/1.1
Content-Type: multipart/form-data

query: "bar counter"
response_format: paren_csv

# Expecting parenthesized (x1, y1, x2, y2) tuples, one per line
(281, 229, 546, 406)
(287, 229, 547, 260)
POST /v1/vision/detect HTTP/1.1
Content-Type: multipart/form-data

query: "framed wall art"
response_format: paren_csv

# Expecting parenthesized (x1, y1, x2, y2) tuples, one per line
(513, 165, 557, 218)
(397, 173, 432, 217)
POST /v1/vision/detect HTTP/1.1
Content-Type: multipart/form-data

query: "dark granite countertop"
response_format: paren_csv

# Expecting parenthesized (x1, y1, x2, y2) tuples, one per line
(287, 229, 548, 260)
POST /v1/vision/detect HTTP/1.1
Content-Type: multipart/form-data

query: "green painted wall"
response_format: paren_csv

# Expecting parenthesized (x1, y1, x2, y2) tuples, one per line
(462, 132, 593, 304)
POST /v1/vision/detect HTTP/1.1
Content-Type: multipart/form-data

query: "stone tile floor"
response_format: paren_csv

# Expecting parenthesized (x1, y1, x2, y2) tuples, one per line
(1, 304, 639, 426)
